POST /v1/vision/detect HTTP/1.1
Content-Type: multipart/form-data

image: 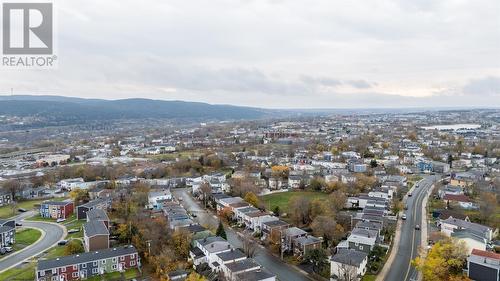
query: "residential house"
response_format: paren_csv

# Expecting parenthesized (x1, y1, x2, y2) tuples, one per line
(467, 249, 500, 281)
(283, 227, 307, 252)
(40, 201, 74, 219)
(347, 228, 378, 254)
(36, 245, 140, 281)
(191, 236, 232, 269)
(148, 189, 172, 209)
(293, 235, 322, 256)
(83, 220, 109, 252)
(86, 209, 110, 229)
(261, 220, 289, 240)
(439, 217, 494, 242)
(330, 249, 368, 281)
(0, 219, 15, 247)
(77, 198, 110, 220)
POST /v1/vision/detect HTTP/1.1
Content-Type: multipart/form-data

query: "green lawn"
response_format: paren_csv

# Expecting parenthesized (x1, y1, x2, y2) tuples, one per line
(260, 191, 330, 214)
(0, 197, 69, 219)
(13, 228, 42, 250)
(361, 274, 376, 281)
(85, 268, 140, 281)
(0, 262, 36, 281)
(65, 218, 86, 239)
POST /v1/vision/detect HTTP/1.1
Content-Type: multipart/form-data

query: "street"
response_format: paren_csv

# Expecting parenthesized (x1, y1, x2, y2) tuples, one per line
(385, 175, 438, 281)
(172, 188, 313, 281)
(0, 212, 66, 273)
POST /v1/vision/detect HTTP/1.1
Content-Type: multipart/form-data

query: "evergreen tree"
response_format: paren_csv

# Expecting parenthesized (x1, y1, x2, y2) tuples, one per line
(216, 220, 227, 239)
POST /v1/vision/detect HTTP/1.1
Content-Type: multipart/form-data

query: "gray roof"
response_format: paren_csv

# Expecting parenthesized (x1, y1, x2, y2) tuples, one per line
(441, 217, 491, 239)
(216, 249, 246, 262)
(79, 198, 108, 208)
(331, 249, 368, 266)
(0, 225, 14, 234)
(84, 220, 109, 237)
(42, 200, 72, 206)
(262, 220, 289, 228)
(225, 258, 260, 273)
(236, 268, 276, 281)
(197, 236, 226, 246)
(284, 227, 307, 237)
(86, 208, 109, 222)
(37, 245, 137, 271)
(294, 235, 321, 245)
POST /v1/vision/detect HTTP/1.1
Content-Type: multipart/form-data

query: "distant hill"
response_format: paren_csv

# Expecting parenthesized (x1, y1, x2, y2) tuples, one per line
(0, 95, 269, 122)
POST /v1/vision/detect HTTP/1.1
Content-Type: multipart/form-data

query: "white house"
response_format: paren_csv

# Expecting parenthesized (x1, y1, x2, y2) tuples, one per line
(330, 249, 368, 281)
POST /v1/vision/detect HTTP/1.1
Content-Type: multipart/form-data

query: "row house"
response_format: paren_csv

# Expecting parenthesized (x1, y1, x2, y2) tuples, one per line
(467, 249, 500, 281)
(0, 219, 15, 247)
(148, 189, 172, 209)
(83, 220, 109, 252)
(347, 228, 378, 254)
(261, 220, 289, 240)
(77, 198, 110, 220)
(36, 245, 140, 281)
(293, 235, 322, 257)
(330, 249, 368, 281)
(40, 201, 74, 219)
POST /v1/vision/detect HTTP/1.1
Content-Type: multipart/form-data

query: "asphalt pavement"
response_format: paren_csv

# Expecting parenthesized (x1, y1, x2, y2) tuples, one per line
(385, 175, 438, 281)
(0, 211, 66, 273)
(172, 188, 313, 281)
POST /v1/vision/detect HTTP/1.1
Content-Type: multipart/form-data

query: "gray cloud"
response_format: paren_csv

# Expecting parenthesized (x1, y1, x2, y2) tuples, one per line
(462, 76, 500, 96)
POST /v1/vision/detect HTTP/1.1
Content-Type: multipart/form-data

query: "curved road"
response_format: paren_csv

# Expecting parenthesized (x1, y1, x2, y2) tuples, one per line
(0, 212, 65, 273)
(385, 175, 438, 281)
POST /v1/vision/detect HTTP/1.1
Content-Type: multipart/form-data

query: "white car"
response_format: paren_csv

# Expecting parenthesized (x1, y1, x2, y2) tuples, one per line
(56, 218, 66, 223)
(401, 214, 407, 220)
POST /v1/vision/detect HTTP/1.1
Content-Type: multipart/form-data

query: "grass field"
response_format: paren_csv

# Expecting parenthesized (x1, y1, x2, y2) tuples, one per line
(0, 262, 36, 281)
(260, 191, 330, 213)
(13, 228, 42, 251)
(0, 197, 69, 219)
(361, 274, 376, 281)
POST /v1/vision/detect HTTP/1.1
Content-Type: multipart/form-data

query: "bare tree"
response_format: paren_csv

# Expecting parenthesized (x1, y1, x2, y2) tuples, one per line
(241, 234, 257, 258)
(199, 181, 212, 208)
(336, 263, 358, 281)
(2, 179, 22, 201)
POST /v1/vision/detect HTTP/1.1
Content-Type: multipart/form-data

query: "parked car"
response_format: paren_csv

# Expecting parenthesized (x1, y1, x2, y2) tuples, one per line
(401, 214, 407, 220)
(4, 247, 13, 253)
(408, 192, 413, 197)
(56, 218, 66, 223)
(415, 224, 421, 230)
(15, 222, 22, 226)
(18, 208, 27, 212)
(58, 240, 68, 246)
(68, 229, 79, 234)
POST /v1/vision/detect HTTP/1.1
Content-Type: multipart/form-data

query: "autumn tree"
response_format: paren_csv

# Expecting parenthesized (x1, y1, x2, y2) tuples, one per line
(64, 240, 84, 255)
(413, 238, 469, 281)
(241, 234, 257, 258)
(199, 182, 212, 208)
(311, 216, 344, 246)
(329, 190, 347, 212)
(69, 188, 90, 205)
(172, 229, 192, 259)
(289, 196, 311, 226)
(244, 192, 259, 207)
(185, 272, 207, 281)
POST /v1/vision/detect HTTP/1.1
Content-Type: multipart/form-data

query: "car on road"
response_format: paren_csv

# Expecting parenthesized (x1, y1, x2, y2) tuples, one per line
(15, 222, 22, 226)
(401, 214, 407, 220)
(191, 213, 197, 218)
(415, 224, 421, 230)
(18, 208, 27, 212)
(58, 240, 68, 246)
(56, 218, 66, 223)
(68, 228, 79, 234)
(408, 192, 413, 197)
(404, 204, 408, 210)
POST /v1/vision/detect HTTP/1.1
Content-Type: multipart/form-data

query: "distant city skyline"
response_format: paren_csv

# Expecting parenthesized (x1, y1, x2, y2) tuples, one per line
(0, 0, 499, 108)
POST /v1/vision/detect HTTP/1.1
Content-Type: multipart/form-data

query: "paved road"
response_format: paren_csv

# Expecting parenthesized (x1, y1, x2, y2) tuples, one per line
(0, 212, 65, 272)
(172, 188, 312, 281)
(385, 175, 438, 281)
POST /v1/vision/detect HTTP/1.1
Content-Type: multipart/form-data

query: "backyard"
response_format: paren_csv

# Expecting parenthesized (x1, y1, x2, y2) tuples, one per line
(260, 190, 330, 214)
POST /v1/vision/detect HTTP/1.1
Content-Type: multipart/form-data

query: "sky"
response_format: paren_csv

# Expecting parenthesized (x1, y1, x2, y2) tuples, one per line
(1, 0, 499, 108)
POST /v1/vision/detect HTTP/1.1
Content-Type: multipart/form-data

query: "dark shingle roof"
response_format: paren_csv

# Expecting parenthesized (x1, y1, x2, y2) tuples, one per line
(84, 220, 109, 237)
(37, 245, 137, 271)
(331, 249, 367, 266)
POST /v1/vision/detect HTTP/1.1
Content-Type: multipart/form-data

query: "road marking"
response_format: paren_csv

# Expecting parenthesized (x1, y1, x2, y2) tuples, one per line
(403, 180, 428, 281)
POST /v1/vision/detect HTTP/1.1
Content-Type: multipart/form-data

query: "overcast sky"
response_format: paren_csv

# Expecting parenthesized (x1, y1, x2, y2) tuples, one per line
(1, 0, 499, 108)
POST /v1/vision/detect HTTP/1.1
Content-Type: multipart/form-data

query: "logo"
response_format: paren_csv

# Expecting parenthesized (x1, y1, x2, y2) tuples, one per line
(1, 1, 57, 68)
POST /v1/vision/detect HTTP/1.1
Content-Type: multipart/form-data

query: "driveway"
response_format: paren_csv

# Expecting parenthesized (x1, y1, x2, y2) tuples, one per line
(385, 175, 438, 281)
(0, 212, 66, 273)
(172, 188, 313, 281)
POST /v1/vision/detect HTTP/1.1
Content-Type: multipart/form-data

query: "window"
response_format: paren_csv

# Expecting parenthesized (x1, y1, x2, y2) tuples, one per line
(130, 254, 135, 259)
(355, 242, 359, 246)
(119, 256, 125, 261)
(73, 265, 77, 270)
(112, 265, 117, 270)
(101, 260, 106, 264)
(359, 246, 363, 250)
(112, 257, 117, 262)
(92, 268, 98, 274)
(82, 263, 86, 268)
(93, 261, 98, 266)
(72, 272, 79, 278)
(130, 260, 136, 266)
(39, 271, 45, 276)
(61, 267, 66, 272)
